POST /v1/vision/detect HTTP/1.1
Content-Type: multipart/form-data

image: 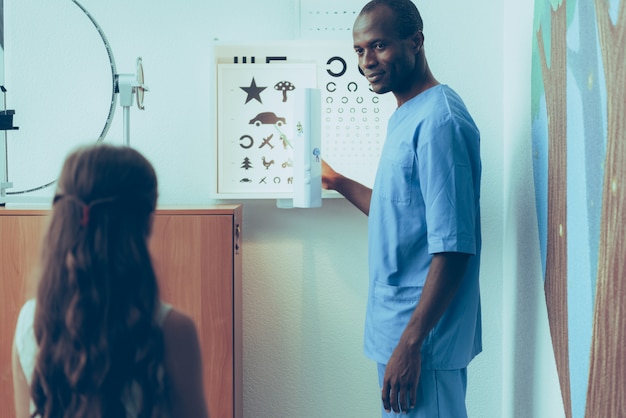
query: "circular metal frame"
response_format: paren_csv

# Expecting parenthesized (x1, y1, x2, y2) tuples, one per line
(7, 0, 118, 195)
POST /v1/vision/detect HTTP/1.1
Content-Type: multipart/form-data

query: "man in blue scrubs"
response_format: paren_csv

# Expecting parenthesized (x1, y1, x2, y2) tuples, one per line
(322, 1, 482, 416)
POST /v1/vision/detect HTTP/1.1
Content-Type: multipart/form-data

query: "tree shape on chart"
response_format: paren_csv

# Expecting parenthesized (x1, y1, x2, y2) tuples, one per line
(533, 0, 572, 416)
(241, 157, 253, 170)
(586, 1, 626, 416)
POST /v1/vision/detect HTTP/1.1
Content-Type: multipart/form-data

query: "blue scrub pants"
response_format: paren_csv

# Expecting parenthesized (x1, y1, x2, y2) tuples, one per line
(377, 363, 468, 418)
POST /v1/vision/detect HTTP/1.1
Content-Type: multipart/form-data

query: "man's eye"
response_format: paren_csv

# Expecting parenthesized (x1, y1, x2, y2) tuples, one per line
(374, 43, 385, 50)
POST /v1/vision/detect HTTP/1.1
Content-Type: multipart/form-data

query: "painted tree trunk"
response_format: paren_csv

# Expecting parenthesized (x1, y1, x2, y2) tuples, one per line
(586, 1, 626, 417)
(569, 0, 604, 301)
(537, 3, 571, 417)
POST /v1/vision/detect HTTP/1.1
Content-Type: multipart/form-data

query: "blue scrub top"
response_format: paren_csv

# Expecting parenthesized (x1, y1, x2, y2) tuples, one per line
(364, 85, 482, 370)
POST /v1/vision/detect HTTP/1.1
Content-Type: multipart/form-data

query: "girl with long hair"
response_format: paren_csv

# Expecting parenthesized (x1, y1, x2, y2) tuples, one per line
(12, 144, 209, 418)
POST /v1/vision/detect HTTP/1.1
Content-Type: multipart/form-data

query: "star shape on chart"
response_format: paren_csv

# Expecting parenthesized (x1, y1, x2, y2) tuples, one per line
(240, 77, 267, 104)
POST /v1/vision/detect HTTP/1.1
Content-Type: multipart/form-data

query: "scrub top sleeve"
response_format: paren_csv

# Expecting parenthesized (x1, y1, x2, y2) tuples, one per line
(418, 119, 477, 255)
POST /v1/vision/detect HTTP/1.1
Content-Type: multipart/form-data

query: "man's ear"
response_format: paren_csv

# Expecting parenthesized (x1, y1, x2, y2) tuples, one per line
(412, 31, 425, 53)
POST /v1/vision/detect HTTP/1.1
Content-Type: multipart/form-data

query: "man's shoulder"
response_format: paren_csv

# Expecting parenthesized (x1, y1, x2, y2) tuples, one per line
(422, 85, 478, 133)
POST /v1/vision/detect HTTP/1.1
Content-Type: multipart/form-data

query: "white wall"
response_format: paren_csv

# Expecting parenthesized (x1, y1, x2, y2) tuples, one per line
(502, 1, 566, 418)
(4, 0, 565, 416)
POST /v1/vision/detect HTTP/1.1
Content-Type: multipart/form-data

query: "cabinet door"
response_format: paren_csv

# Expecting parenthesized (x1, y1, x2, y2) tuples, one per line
(150, 214, 236, 418)
(0, 214, 49, 417)
(1, 208, 241, 418)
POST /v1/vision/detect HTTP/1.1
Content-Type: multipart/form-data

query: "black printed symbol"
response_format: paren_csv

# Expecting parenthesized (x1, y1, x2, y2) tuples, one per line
(262, 156, 275, 170)
(241, 157, 253, 170)
(240, 77, 267, 104)
(275, 81, 295, 102)
(266, 56, 287, 63)
(327, 56, 347, 77)
(249, 112, 286, 126)
(234, 56, 255, 64)
(259, 134, 274, 149)
(239, 135, 254, 149)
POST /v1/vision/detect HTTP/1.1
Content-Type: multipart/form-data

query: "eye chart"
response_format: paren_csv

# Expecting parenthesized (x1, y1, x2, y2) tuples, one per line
(210, 40, 397, 199)
(298, 0, 363, 40)
(217, 64, 317, 196)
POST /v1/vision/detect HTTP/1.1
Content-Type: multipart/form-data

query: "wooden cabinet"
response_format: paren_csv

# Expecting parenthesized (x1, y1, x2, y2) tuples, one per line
(0, 206, 243, 418)
(150, 207, 243, 418)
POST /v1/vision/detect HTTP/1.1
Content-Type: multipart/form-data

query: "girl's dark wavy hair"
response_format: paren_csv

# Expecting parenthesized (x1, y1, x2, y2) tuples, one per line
(360, 0, 424, 38)
(30, 144, 167, 418)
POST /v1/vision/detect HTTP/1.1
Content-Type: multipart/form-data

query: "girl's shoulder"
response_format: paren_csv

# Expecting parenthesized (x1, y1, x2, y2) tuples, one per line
(14, 298, 38, 384)
(157, 301, 172, 326)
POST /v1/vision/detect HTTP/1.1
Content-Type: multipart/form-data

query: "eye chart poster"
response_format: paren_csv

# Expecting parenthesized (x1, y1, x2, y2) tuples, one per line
(217, 64, 317, 196)
(211, 41, 397, 198)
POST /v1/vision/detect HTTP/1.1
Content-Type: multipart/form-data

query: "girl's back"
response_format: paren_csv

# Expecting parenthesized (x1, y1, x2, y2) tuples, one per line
(11, 144, 209, 418)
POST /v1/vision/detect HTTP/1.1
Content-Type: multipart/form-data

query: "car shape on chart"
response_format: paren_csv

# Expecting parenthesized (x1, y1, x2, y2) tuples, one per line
(249, 112, 286, 127)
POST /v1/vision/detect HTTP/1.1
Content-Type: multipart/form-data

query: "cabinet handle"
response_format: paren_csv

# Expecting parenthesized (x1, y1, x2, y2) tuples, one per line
(235, 224, 241, 255)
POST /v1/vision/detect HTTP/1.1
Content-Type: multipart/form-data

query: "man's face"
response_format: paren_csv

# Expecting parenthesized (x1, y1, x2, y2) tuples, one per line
(353, 6, 418, 96)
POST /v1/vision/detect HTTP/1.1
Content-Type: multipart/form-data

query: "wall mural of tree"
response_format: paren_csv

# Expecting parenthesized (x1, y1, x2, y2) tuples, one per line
(586, 1, 626, 416)
(531, 0, 624, 417)
(533, 0, 571, 416)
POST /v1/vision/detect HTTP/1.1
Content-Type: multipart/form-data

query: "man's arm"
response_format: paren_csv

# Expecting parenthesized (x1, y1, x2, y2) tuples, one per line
(321, 160, 372, 216)
(381, 252, 470, 414)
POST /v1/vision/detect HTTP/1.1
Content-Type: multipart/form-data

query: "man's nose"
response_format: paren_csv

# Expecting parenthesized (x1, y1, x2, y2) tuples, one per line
(361, 50, 377, 68)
